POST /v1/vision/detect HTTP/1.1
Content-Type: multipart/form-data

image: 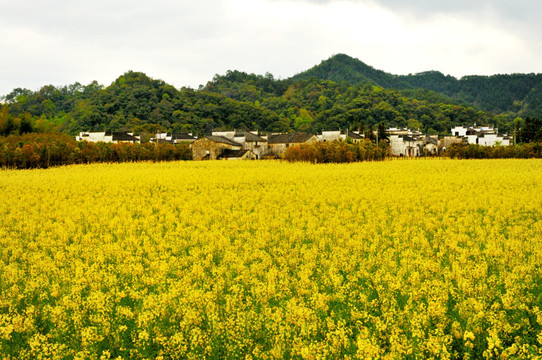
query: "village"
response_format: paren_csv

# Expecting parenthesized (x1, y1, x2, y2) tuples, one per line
(75, 125, 512, 160)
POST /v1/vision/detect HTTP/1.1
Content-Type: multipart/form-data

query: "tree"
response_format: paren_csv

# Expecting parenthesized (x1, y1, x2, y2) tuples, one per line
(513, 117, 523, 145)
(0, 104, 9, 135)
(19, 113, 33, 134)
(519, 117, 542, 143)
(377, 122, 389, 142)
(365, 124, 376, 141)
(407, 118, 423, 131)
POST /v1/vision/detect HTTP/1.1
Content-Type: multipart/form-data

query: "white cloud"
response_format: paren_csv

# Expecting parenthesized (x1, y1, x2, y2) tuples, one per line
(0, 0, 540, 96)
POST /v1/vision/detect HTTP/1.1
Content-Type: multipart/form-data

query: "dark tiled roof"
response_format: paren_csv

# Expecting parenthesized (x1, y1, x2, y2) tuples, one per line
(402, 135, 421, 142)
(112, 132, 138, 141)
(171, 133, 195, 140)
(241, 132, 267, 142)
(345, 130, 364, 140)
(218, 149, 250, 159)
(268, 132, 316, 144)
(205, 135, 242, 147)
(427, 137, 438, 145)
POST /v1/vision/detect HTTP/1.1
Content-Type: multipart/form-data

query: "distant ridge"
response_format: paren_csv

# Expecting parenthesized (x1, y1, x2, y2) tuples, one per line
(3, 54, 542, 138)
(291, 54, 411, 89)
(290, 54, 542, 116)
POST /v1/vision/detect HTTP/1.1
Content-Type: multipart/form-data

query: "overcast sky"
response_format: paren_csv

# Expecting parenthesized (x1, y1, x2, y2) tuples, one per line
(1, 0, 541, 97)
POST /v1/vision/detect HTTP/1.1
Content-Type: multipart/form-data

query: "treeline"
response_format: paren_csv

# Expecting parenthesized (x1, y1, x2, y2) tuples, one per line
(205, 75, 514, 134)
(0, 72, 280, 137)
(205, 74, 515, 135)
(292, 54, 542, 118)
(446, 143, 542, 159)
(0, 133, 191, 169)
(283, 139, 388, 163)
(0, 66, 523, 138)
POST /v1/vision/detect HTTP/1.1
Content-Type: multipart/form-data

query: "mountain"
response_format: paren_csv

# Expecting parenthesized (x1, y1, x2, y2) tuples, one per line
(290, 54, 411, 89)
(3, 56, 542, 137)
(291, 54, 542, 117)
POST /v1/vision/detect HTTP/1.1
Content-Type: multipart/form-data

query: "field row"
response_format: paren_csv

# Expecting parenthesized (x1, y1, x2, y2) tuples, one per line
(1, 159, 541, 359)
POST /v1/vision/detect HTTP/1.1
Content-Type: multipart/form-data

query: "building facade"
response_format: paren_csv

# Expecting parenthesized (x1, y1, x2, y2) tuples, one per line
(191, 136, 243, 160)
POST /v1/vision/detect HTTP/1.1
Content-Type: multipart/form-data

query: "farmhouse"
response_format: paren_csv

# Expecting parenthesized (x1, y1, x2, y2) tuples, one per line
(191, 135, 243, 160)
(344, 130, 365, 143)
(389, 133, 424, 157)
(450, 126, 511, 146)
(153, 132, 196, 144)
(111, 132, 139, 143)
(76, 131, 139, 143)
(424, 136, 439, 155)
(389, 131, 440, 157)
(319, 130, 364, 143)
(233, 131, 268, 159)
(267, 132, 318, 156)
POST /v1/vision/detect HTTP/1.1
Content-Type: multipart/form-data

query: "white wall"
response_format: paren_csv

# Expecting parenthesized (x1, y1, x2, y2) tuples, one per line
(76, 132, 113, 143)
(451, 126, 468, 137)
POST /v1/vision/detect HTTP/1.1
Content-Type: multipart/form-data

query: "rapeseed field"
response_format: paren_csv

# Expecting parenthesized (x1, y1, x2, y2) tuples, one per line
(0, 159, 541, 359)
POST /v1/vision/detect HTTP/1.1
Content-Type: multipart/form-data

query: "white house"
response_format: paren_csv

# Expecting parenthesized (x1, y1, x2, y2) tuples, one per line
(389, 134, 425, 157)
(478, 133, 511, 146)
(388, 128, 435, 157)
(76, 131, 139, 143)
(319, 130, 364, 142)
(76, 131, 111, 142)
(450, 126, 510, 146)
(212, 131, 236, 140)
(154, 133, 196, 143)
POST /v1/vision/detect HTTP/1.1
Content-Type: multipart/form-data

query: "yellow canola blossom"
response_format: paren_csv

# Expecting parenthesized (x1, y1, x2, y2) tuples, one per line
(0, 159, 541, 359)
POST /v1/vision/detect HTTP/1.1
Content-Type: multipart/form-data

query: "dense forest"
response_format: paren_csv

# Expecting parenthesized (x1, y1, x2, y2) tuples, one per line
(293, 54, 542, 117)
(1, 54, 541, 138)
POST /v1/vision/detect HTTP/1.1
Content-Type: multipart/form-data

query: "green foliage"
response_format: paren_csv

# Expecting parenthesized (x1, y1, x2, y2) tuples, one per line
(291, 53, 410, 89)
(291, 54, 542, 118)
(205, 74, 508, 134)
(2, 56, 538, 136)
(0, 133, 192, 169)
(518, 117, 542, 143)
(446, 142, 542, 159)
(284, 139, 388, 163)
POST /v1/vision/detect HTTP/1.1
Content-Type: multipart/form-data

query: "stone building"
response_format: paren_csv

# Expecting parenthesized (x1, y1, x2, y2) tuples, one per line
(191, 136, 243, 160)
(233, 131, 268, 159)
(267, 132, 319, 157)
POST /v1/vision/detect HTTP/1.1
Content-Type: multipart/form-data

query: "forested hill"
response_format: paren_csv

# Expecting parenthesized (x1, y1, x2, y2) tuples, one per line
(1, 58, 537, 137)
(290, 54, 411, 89)
(292, 54, 542, 117)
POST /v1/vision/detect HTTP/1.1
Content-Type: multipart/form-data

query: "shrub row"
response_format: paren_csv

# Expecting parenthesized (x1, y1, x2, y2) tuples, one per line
(284, 139, 388, 163)
(0, 133, 192, 169)
(446, 142, 542, 159)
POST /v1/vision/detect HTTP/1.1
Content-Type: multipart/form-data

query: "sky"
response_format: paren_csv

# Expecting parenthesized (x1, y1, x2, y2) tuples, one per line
(1, 0, 541, 97)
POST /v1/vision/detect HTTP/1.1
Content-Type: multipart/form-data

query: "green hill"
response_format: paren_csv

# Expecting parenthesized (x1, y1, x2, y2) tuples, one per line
(3, 55, 542, 137)
(290, 54, 411, 89)
(291, 54, 542, 117)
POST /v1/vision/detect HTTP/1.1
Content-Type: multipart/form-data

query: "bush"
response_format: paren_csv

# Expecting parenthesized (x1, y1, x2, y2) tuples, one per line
(446, 143, 542, 159)
(0, 133, 192, 169)
(284, 139, 388, 163)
